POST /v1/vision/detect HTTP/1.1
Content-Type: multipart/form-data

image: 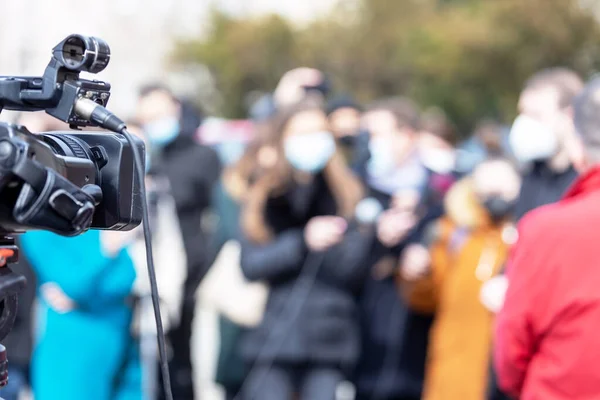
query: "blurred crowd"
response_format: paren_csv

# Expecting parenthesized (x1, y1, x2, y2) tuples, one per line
(0, 64, 593, 400)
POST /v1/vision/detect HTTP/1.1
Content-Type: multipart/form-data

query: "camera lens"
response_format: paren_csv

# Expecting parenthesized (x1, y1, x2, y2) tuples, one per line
(53, 35, 111, 74)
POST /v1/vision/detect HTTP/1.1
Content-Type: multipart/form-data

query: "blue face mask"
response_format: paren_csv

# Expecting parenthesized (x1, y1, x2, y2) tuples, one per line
(284, 131, 336, 174)
(144, 117, 180, 147)
(216, 141, 246, 166)
(367, 137, 396, 177)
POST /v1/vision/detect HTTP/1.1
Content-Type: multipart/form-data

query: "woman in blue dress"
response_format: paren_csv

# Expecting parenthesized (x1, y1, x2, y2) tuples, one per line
(20, 229, 141, 400)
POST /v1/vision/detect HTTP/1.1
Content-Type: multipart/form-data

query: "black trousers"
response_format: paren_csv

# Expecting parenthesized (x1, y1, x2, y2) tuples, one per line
(158, 266, 207, 400)
(241, 363, 345, 400)
(487, 357, 513, 400)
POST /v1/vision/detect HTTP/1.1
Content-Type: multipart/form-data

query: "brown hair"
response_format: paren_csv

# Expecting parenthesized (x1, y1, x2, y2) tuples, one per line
(240, 100, 364, 244)
(420, 107, 459, 145)
(474, 119, 505, 156)
(524, 68, 584, 108)
(366, 97, 420, 130)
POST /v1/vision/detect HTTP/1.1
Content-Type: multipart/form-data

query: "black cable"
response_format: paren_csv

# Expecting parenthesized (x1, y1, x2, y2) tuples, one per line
(234, 252, 325, 400)
(120, 128, 173, 400)
(71, 98, 174, 399)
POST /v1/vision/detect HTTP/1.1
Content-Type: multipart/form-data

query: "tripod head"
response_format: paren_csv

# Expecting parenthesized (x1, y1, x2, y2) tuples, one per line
(0, 236, 26, 389)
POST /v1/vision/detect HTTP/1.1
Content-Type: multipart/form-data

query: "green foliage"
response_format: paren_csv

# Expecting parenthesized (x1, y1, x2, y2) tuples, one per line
(174, 0, 600, 132)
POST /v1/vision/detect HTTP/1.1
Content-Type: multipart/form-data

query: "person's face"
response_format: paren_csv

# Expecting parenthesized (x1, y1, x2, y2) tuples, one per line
(518, 86, 570, 145)
(282, 109, 336, 175)
(418, 131, 453, 152)
(283, 109, 329, 140)
(136, 90, 180, 125)
(364, 109, 416, 163)
(472, 161, 521, 203)
(329, 107, 361, 138)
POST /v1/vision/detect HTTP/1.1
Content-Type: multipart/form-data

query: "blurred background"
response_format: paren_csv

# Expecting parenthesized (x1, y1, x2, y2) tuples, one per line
(1, 1, 600, 400)
(1, 0, 599, 129)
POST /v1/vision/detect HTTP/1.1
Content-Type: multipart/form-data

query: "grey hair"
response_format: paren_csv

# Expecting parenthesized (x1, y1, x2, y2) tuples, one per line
(574, 77, 600, 162)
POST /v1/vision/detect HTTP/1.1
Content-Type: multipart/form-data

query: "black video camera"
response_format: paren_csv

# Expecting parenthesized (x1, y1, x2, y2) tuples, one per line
(0, 34, 144, 387)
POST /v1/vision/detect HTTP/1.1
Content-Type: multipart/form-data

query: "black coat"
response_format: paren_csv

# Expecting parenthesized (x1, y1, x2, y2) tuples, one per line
(240, 174, 373, 368)
(354, 171, 449, 400)
(153, 123, 221, 400)
(514, 161, 578, 221)
(153, 134, 221, 282)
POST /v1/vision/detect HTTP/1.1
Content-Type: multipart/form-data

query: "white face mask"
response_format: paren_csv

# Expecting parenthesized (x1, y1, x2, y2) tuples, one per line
(509, 114, 558, 163)
(420, 148, 456, 174)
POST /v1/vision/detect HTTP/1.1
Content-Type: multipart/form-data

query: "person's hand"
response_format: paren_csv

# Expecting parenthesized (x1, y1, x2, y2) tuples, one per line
(377, 209, 417, 248)
(40, 282, 75, 313)
(480, 274, 509, 313)
(400, 244, 431, 281)
(273, 67, 323, 107)
(100, 229, 138, 258)
(304, 216, 348, 252)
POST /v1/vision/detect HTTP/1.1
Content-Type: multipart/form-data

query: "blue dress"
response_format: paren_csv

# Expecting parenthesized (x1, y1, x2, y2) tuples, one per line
(20, 230, 141, 400)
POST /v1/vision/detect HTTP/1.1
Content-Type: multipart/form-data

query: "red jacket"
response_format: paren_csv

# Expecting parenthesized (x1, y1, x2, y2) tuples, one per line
(495, 166, 600, 400)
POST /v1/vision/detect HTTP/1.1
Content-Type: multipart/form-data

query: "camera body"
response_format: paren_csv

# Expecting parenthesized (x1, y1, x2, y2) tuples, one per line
(0, 33, 144, 234)
(0, 124, 144, 232)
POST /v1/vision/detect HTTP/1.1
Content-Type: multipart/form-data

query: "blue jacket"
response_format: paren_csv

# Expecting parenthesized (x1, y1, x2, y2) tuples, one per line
(20, 230, 141, 400)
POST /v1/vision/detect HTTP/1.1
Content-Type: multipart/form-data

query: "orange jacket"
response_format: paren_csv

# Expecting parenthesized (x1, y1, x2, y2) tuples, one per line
(401, 179, 513, 400)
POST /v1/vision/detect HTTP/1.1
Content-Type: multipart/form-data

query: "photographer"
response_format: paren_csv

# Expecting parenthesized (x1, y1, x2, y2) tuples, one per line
(494, 76, 600, 400)
(238, 100, 370, 400)
(354, 98, 453, 400)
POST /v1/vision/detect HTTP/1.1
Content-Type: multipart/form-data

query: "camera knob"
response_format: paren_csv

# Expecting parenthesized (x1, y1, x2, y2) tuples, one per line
(0, 141, 15, 166)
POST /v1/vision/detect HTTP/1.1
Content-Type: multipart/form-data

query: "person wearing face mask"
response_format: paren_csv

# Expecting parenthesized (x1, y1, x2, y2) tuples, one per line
(456, 120, 512, 174)
(135, 84, 222, 400)
(493, 76, 600, 400)
(486, 68, 584, 400)
(326, 95, 370, 174)
(354, 98, 453, 400)
(418, 107, 460, 177)
(398, 158, 521, 400)
(237, 100, 372, 400)
(509, 68, 584, 221)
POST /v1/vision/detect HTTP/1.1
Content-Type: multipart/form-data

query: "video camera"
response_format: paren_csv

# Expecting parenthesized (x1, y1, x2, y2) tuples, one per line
(0, 34, 144, 387)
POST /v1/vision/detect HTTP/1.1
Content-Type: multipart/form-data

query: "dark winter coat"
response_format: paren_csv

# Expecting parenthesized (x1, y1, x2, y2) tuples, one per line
(154, 134, 221, 283)
(513, 161, 578, 221)
(354, 168, 452, 400)
(240, 174, 373, 369)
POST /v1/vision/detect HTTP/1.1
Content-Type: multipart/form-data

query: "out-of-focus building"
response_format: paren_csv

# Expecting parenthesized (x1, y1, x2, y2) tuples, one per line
(0, 0, 338, 121)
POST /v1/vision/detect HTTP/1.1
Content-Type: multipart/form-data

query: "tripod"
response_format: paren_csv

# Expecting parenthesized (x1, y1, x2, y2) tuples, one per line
(0, 235, 27, 395)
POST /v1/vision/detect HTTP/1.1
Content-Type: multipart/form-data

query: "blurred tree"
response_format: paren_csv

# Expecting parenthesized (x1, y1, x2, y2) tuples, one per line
(174, 0, 600, 132)
(174, 10, 297, 117)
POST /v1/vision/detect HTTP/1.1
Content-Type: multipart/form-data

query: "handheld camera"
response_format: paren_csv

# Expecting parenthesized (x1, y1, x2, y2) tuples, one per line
(0, 34, 145, 388)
